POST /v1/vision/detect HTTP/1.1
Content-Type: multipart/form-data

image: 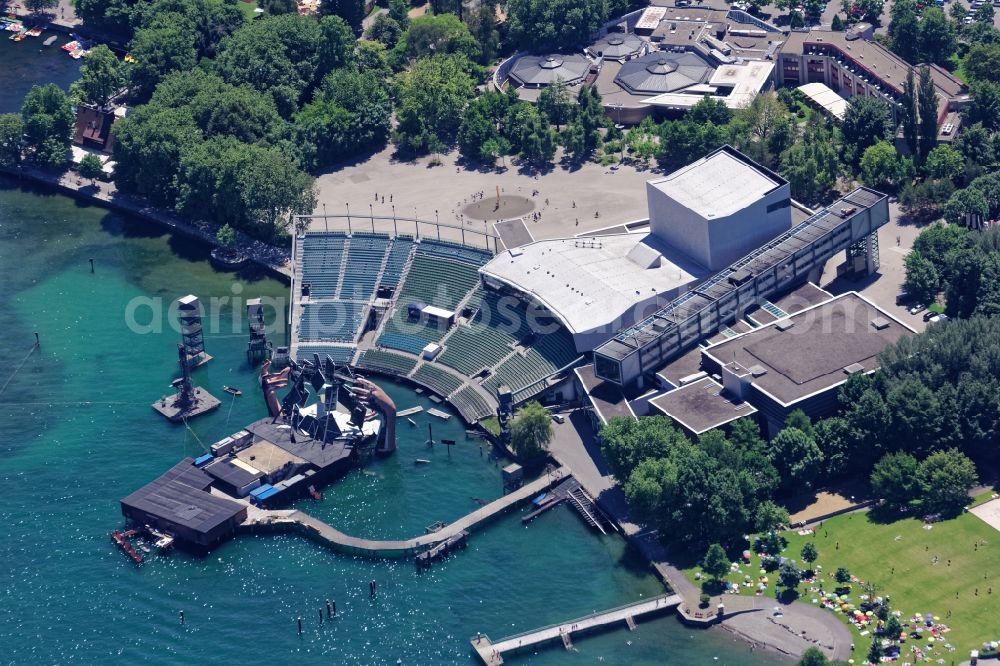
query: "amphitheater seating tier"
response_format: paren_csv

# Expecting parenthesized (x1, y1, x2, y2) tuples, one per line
(340, 235, 390, 300)
(294, 345, 356, 365)
(377, 255, 481, 353)
(380, 237, 414, 288)
(483, 327, 579, 396)
(299, 301, 367, 343)
(412, 363, 464, 397)
(449, 386, 493, 422)
(437, 291, 533, 376)
(417, 239, 493, 266)
(300, 233, 347, 298)
(355, 349, 418, 376)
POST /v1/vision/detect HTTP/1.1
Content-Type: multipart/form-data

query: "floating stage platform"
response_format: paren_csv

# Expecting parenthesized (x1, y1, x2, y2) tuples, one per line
(152, 387, 221, 422)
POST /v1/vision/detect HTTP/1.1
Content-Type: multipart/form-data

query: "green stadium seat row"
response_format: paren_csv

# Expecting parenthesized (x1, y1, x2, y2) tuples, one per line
(412, 363, 464, 397)
(355, 349, 418, 376)
(299, 301, 367, 343)
(449, 386, 494, 422)
(417, 239, 493, 266)
(295, 345, 356, 365)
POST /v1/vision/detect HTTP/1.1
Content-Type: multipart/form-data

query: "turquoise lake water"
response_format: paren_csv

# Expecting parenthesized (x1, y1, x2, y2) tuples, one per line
(0, 45, 783, 665)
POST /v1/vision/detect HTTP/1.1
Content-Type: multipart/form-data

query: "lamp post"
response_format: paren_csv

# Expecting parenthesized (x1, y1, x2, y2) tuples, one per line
(369, 203, 374, 232)
(392, 204, 397, 236)
(322, 202, 328, 234)
(346, 202, 351, 233)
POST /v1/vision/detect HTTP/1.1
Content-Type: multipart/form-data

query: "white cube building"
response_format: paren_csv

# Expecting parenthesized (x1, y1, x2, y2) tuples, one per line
(646, 146, 791, 271)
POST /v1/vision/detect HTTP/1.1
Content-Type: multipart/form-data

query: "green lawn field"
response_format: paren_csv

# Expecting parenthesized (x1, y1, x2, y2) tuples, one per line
(682, 507, 1000, 658)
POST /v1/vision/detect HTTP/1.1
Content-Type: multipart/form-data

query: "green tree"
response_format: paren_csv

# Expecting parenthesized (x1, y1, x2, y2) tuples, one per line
(261, 0, 297, 14)
(388, 0, 410, 26)
(71, 45, 124, 107)
(840, 96, 893, 165)
(785, 409, 815, 439)
(924, 145, 964, 181)
(518, 108, 557, 165)
(830, 13, 844, 30)
(506, 0, 608, 51)
(702, 543, 730, 582)
(75, 0, 139, 41)
(24, 0, 58, 13)
(393, 13, 481, 66)
(466, 1, 500, 64)
(111, 105, 202, 206)
(917, 448, 977, 516)
(367, 14, 403, 47)
(536, 78, 572, 130)
(965, 43, 1000, 84)
(870, 451, 919, 510)
(899, 68, 918, 155)
(834, 567, 851, 584)
(457, 105, 498, 162)
(216, 223, 237, 249)
(770, 427, 824, 491)
(599, 416, 687, 480)
(689, 96, 732, 126)
(950, 0, 968, 21)
(509, 401, 553, 458)
(867, 638, 884, 664)
(128, 19, 199, 99)
(965, 81, 1000, 131)
(917, 66, 940, 159)
(393, 55, 475, 153)
(860, 141, 914, 190)
(800, 542, 818, 568)
(319, 0, 365, 31)
(77, 153, 104, 183)
(357, 39, 393, 78)
(944, 187, 990, 227)
(214, 14, 324, 117)
(797, 647, 830, 666)
(754, 500, 789, 533)
(0, 114, 25, 166)
(20, 84, 74, 169)
(780, 123, 839, 203)
(975, 1, 996, 25)
(904, 251, 940, 305)
(778, 560, 802, 593)
(889, 0, 919, 64)
(917, 7, 954, 64)
(319, 15, 357, 76)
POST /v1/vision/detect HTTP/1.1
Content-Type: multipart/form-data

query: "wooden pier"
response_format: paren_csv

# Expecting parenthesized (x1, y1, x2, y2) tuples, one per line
(243, 466, 570, 557)
(471, 593, 682, 664)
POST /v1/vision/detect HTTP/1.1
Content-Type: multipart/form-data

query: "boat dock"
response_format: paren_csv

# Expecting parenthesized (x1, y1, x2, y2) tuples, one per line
(521, 477, 609, 534)
(244, 466, 571, 557)
(397, 406, 423, 417)
(471, 593, 682, 664)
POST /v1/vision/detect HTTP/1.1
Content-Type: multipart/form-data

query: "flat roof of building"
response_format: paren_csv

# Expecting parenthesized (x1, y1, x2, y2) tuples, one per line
(650, 376, 757, 435)
(235, 439, 306, 475)
(243, 417, 355, 470)
(747, 281, 833, 325)
(575, 364, 636, 424)
(203, 457, 264, 489)
(797, 82, 848, 120)
(509, 54, 592, 87)
(480, 232, 707, 337)
(121, 459, 246, 534)
(647, 146, 783, 219)
(703, 292, 915, 406)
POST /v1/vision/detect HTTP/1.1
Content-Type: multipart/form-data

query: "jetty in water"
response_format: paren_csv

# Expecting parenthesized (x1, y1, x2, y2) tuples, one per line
(471, 593, 682, 664)
(242, 466, 571, 557)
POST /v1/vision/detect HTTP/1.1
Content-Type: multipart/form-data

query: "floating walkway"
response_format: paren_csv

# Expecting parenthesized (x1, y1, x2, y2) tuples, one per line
(243, 466, 570, 557)
(471, 593, 682, 664)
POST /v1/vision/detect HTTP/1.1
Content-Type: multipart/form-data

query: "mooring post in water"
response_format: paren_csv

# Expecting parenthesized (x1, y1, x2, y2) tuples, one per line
(319, 609, 323, 624)
(326, 600, 332, 618)
(426, 424, 434, 446)
(89, 258, 94, 273)
(34, 332, 39, 349)
(179, 610, 184, 625)
(297, 617, 302, 635)
(369, 580, 377, 597)
(332, 600, 337, 616)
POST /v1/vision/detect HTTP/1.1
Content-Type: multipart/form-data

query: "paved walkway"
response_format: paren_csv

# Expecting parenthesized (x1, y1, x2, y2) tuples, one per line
(243, 466, 570, 556)
(549, 410, 854, 661)
(2, 165, 291, 279)
(472, 594, 682, 664)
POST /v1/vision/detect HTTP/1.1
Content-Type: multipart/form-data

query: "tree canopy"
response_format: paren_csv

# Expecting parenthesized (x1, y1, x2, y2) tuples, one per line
(21, 84, 75, 169)
(509, 401, 553, 458)
(393, 55, 476, 153)
(506, 0, 609, 51)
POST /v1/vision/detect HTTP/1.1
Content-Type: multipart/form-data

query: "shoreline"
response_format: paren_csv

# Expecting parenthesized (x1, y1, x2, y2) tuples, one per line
(0, 165, 292, 283)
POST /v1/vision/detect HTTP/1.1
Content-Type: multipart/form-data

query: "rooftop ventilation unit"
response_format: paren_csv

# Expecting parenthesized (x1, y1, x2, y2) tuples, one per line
(728, 268, 753, 285)
(748, 364, 768, 377)
(775, 320, 795, 331)
(871, 317, 890, 330)
(843, 363, 865, 374)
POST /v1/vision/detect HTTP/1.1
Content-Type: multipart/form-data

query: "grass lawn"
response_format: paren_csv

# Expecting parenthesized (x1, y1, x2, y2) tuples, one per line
(236, 0, 259, 21)
(681, 509, 1000, 658)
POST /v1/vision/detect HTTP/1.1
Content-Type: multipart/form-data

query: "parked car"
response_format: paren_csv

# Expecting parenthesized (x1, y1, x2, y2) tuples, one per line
(923, 310, 938, 321)
(909, 303, 927, 315)
(551, 414, 565, 424)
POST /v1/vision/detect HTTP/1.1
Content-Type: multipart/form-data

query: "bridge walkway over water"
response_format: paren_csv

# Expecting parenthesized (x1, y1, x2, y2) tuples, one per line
(471, 593, 681, 664)
(242, 466, 570, 557)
